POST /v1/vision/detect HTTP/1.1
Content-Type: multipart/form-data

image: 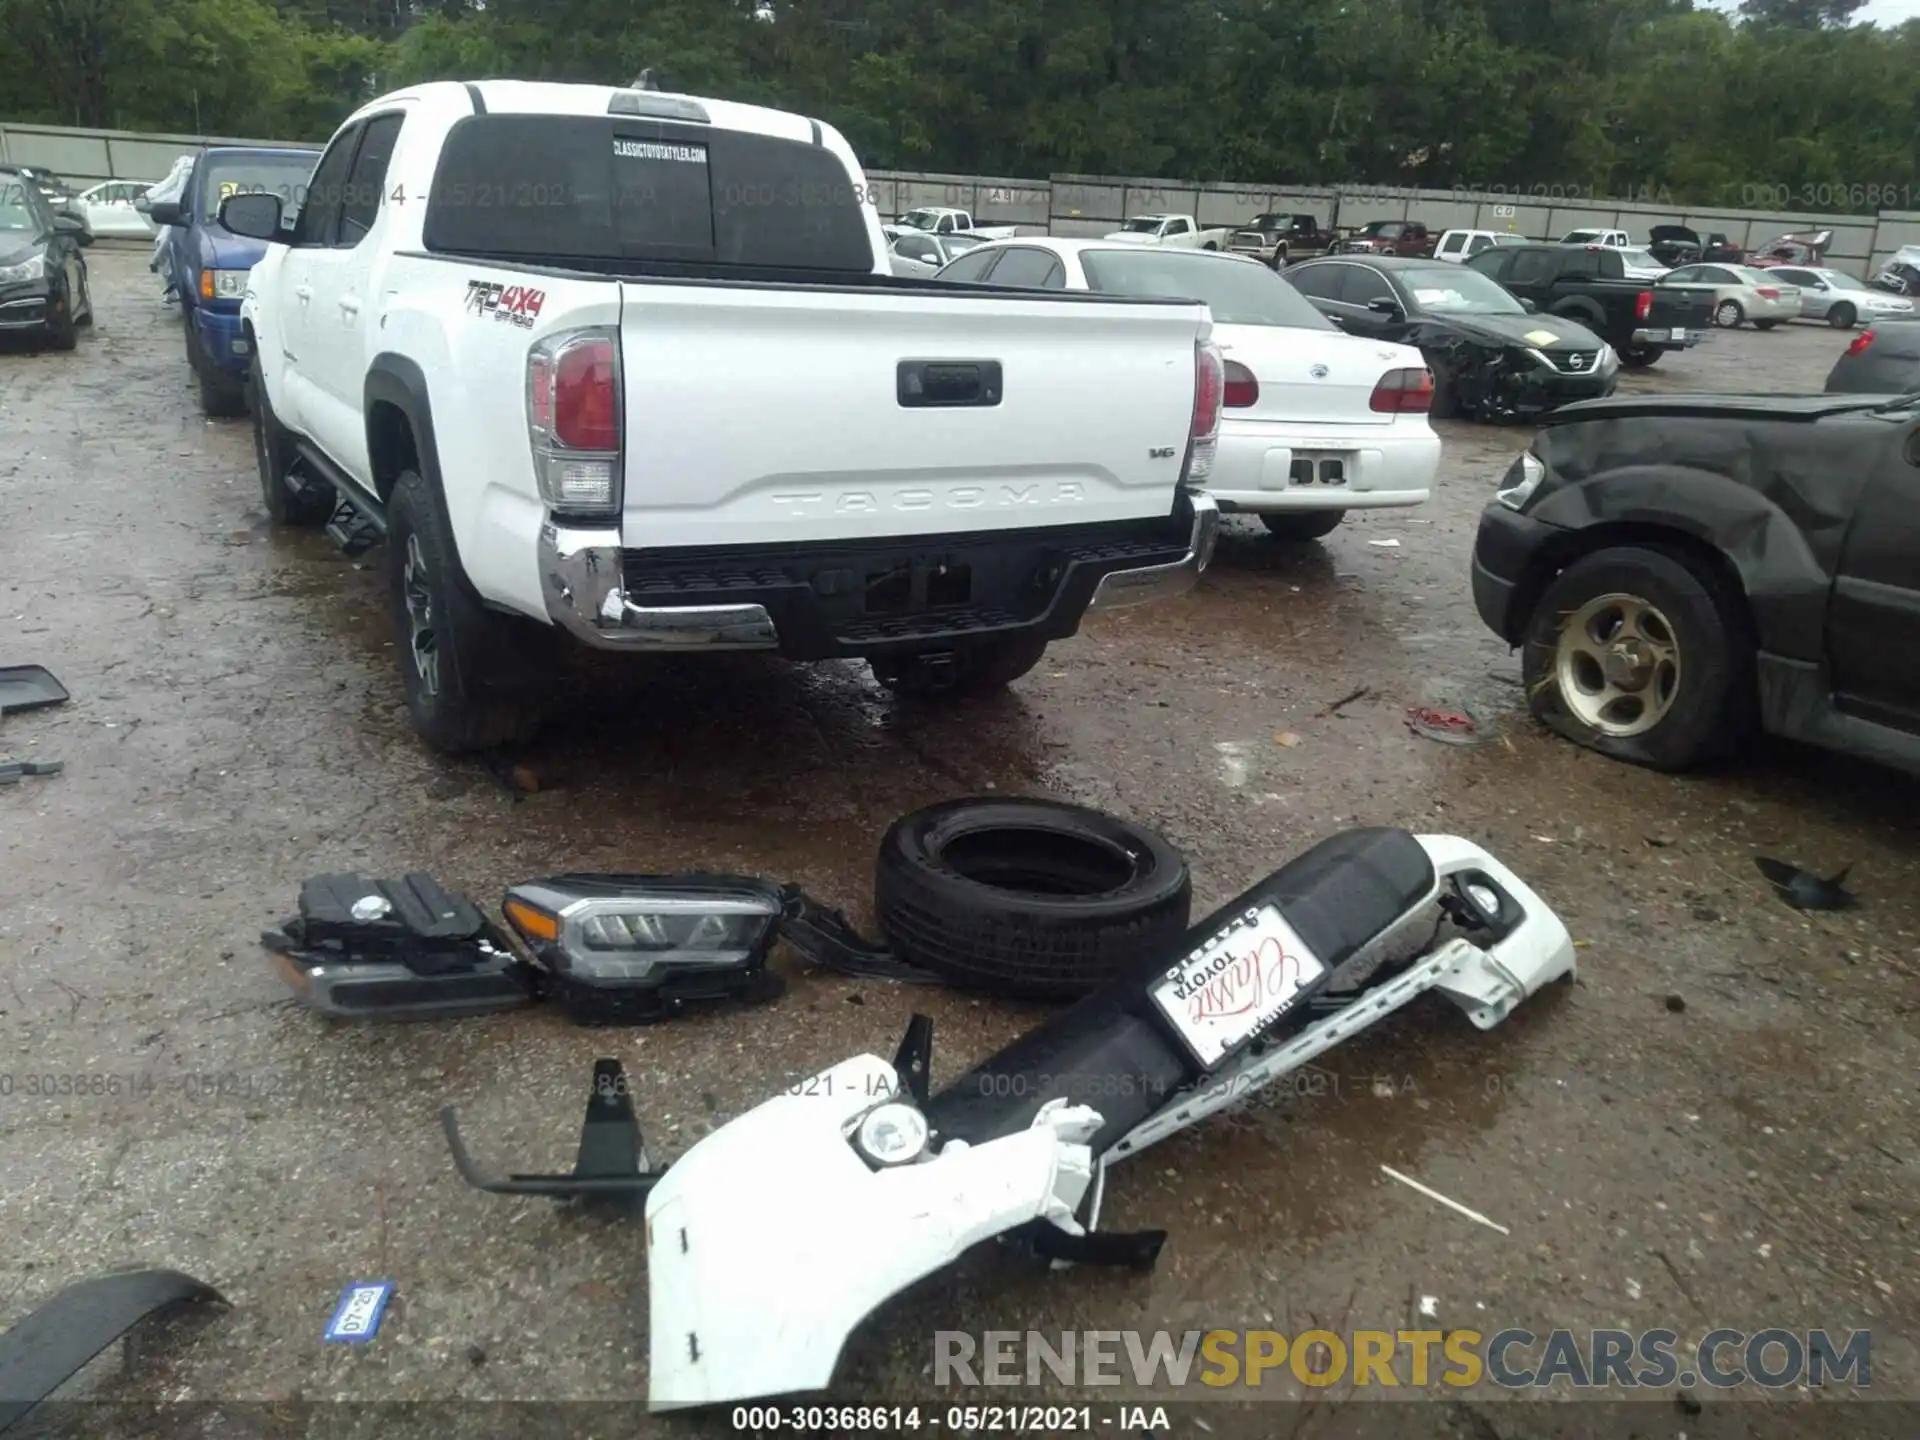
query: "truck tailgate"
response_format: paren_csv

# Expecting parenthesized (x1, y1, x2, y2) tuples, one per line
(1649, 287, 1715, 331)
(616, 283, 1205, 548)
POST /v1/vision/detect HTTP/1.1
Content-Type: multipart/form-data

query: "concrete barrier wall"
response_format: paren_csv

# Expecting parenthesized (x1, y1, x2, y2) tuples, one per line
(0, 122, 321, 187)
(6, 120, 1910, 277)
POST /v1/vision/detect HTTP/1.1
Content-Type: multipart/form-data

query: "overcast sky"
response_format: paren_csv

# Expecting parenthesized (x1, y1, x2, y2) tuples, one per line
(1708, 0, 1920, 21)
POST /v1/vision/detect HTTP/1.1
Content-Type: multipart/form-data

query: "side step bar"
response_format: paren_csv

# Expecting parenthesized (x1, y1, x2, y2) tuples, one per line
(293, 442, 387, 558)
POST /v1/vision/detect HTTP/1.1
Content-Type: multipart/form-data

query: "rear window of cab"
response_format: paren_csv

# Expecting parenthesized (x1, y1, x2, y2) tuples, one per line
(422, 113, 874, 272)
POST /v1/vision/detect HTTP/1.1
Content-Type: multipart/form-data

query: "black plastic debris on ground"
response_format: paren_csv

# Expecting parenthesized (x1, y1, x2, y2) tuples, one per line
(0, 665, 68, 717)
(1753, 855, 1857, 912)
(0, 760, 62, 785)
(441, 1057, 666, 1213)
(0, 1268, 226, 1436)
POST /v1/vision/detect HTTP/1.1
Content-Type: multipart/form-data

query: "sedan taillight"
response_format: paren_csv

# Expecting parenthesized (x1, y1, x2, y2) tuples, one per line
(1757, 286, 1780, 299)
(1370, 367, 1433, 413)
(1846, 329, 1875, 357)
(1222, 360, 1259, 408)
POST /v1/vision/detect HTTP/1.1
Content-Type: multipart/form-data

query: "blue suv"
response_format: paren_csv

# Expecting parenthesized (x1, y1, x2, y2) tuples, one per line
(148, 146, 318, 416)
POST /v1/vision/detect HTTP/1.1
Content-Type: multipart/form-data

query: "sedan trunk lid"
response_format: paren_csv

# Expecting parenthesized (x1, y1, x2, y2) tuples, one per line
(1213, 321, 1420, 427)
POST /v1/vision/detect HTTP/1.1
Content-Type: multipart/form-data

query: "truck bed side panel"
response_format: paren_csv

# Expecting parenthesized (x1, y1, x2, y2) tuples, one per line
(616, 283, 1204, 548)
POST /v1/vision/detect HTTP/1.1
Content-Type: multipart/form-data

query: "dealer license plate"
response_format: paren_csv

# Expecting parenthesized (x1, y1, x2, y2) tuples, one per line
(1670, 328, 1687, 341)
(1150, 903, 1326, 1066)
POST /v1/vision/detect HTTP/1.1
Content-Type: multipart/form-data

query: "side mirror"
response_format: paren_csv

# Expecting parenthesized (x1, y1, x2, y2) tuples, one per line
(1366, 296, 1403, 318)
(146, 198, 184, 227)
(1518, 297, 1538, 314)
(52, 212, 92, 245)
(219, 192, 285, 242)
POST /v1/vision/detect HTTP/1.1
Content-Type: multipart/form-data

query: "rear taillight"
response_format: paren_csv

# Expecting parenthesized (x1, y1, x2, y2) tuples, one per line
(1184, 340, 1225, 484)
(1847, 329, 1875, 357)
(1192, 342, 1224, 437)
(1370, 367, 1433, 414)
(555, 339, 618, 450)
(1635, 290, 1653, 321)
(1223, 360, 1259, 408)
(1757, 286, 1780, 300)
(527, 328, 622, 517)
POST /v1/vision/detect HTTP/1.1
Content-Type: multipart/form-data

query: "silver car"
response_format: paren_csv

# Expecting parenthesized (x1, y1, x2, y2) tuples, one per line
(888, 230, 986, 276)
(1657, 263, 1802, 329)
(1764, 265, 1916, 329)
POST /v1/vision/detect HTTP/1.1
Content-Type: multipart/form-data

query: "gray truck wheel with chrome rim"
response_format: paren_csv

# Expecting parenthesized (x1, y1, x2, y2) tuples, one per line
(1520, 545, 1755, 772)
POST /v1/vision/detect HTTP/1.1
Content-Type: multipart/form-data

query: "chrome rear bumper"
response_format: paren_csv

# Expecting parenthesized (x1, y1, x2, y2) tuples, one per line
(540, 492, 1219, 652)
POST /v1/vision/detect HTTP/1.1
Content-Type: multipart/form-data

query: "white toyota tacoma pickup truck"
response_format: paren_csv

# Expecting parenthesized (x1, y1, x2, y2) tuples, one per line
(227, 80, 1223, 752)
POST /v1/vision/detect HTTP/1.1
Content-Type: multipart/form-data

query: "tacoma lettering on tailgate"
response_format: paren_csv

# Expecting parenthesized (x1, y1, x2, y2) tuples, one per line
(769, 482, 1089, 517)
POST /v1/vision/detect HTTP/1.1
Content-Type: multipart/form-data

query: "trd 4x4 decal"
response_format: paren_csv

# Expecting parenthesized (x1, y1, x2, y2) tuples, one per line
(464, 279, 546, 329)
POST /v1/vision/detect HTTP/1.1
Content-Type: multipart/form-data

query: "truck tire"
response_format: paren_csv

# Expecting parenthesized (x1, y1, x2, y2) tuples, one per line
(1519, 545, 1755, 773)
(185, 322, 246, 418)
(386, 469, 548, 754)
(869, 633, 1049, 699)
(1261, 510, 1345, 541)
(1619, 346, 1660, 368)
(250, 353, 332, 526)
(873, 797, 1191, 998)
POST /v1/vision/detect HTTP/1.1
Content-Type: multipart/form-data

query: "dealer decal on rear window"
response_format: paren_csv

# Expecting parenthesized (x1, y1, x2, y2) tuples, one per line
(463, 279, 546, 329)
(613, 139, 706, 164)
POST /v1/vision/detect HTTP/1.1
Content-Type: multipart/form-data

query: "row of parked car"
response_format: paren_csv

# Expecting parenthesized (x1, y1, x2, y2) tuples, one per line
(883, 217, 1920, 781)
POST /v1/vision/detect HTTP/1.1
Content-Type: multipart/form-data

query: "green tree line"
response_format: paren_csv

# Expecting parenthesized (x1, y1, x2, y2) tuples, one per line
(3, 0, 1918, 212)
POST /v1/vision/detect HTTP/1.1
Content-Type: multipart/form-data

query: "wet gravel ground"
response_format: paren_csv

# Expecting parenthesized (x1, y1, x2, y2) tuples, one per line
(1, 250, 1916, 1439)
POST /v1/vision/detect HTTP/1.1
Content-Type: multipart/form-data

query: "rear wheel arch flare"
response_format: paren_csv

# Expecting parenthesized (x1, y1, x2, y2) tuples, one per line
(364, 354, 442, 507)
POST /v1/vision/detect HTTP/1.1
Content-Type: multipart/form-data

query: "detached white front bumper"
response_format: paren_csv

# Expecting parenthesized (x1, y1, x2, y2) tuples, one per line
(646, 1062, 1101, 1410)
(642, 834, 1573, 1411)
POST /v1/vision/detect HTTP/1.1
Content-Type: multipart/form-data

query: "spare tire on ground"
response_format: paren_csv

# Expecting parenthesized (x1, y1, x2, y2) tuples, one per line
(872, 798, 1191, 999)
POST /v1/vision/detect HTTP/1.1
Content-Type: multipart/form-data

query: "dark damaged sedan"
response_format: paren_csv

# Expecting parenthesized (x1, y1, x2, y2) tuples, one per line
(0, 166, 94, 349)
(1472, 392, 1920, 777)
(1286, 256, 1617, 420)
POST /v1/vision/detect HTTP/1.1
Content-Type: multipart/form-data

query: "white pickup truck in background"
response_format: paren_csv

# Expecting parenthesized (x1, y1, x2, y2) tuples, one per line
(892, 206, 1017, 240)
(229, 80, 1222, 752)
(1102, 214, 1232, 250)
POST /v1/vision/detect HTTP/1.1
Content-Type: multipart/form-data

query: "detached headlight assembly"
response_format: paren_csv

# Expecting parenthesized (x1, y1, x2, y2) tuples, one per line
(1497, 452, 1547, 512)
(503, 874, 787, 1023)
(0, 253, 46, 284)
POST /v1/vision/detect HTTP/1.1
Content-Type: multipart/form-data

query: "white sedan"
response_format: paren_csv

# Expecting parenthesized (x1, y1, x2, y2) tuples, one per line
(75, 178, 159, 238)
(934, 237, 1440, 541)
